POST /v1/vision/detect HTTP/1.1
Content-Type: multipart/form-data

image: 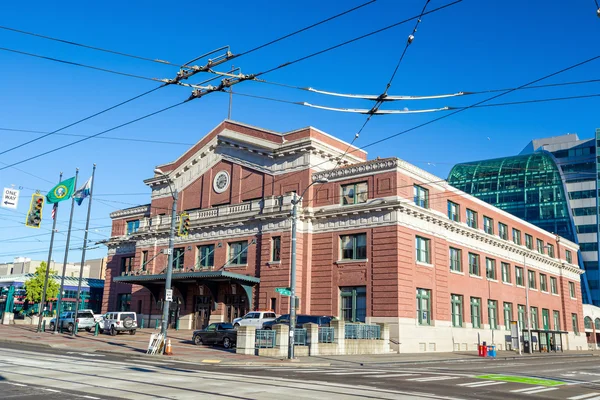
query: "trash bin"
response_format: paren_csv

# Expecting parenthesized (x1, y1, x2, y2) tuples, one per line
(478, 345, 484, 357)
(487, 345, 496, 358)
(523, 340, 530, 354)
(482, 345, 488, 357)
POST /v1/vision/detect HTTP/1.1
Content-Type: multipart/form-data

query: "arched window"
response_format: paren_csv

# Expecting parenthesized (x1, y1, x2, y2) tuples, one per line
(584, 316, 593, 329)
(595, 318, 600, 330)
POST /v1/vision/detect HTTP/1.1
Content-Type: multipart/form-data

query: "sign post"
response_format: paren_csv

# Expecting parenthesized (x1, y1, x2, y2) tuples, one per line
(275, 287, 291, 296)
(1, 187, 20, 209)
(165, 289, 173, 302)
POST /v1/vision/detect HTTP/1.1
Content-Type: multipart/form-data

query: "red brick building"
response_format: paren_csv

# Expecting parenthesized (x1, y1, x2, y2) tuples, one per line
(103, 120, 587, 352)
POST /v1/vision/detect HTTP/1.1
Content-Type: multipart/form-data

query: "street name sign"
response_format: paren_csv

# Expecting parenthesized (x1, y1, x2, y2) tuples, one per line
(275, 287, 291, 296)
(1, 187, 19, 210)
(165, 289, 173, 302)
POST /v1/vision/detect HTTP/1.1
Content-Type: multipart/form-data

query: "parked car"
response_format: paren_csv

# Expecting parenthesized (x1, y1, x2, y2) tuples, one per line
(193, 323, 237, 349)
(232, 311, 277, 329)
(79, 309, 103, 324)
(48, 311, 96, 333)
(102, 312, 138, 335)
(262, 314, 333, 330)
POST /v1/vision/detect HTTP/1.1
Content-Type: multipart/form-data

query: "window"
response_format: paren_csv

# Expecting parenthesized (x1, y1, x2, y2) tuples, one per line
(172, 247, 185, 270)
(341, 233, 367, 260)
(469, 253, 480, 276)
(488, 300, 498, 329)
(416, 288, 431, 325)
(141, 251, 148, 271)
(272, 236, 281, 262)
(197, 244, 215, 268)
(501, 263, 511, 283)
(572, 313, 579, 335)
(566, 250, 572, 264)
(525, 234, 533, 250)
(547, 244, 555, 258)
(448, 201, 460, 222)
(498, 223, 508, 240)
(596, 318, 600, 330)
(540, 274, 548, 292)
(228, 241, 248, 265)
(528, 270, 537, 289)
(515, 266, 524, 286)
(340, 286, 366, 323)
(466, 209, 478, 229)
(542, 309, 550, 330)
(569, 281, 576, 298)
(471, 297, 481, 328)
(503, 302, 513, 330)
(414, 185, 429, 208)
(550, 277, 558, 294)
(486, 258, 497, 280)
(553, 310, 560, 330)
(126, 219, 140, 234)
(117, 293, 131, 311)
(536, 239, 545, 254)
(342, 182, 368, 205)
(584, 316, 593, 330)
(451, 294, 463, 327)
(512, 228, 522, 245)
(449, 247, 462, 272)
(531, 306, 539, 330)
(518, 304, 526, 329)
(120, 257, 134, 275)
(415, 236, 431, 264)
(483, 216, 494, 234)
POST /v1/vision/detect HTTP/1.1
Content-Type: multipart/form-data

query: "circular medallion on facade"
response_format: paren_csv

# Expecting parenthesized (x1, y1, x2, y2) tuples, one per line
(213, 170, 230, 193)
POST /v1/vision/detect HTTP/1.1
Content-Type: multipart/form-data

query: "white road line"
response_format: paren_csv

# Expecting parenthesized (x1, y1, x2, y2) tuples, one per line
(523, 387, 559, 394)
(511, 386, 546, 393)
(370, 373, 416, 378)
(457, 381, 495, 386)
(82, 396, 101, 399)
(407, 376, 459, 382)
(568, 395, 600, 400)
(326, 371, 382, 376)
(457, 381, 506, 388)
(4, 382, 28, 387)
(42, 388, 61, 392)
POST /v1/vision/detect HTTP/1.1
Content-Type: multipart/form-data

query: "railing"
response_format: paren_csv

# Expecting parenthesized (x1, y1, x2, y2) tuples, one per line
(318, 327, 335, 343)
(345, 324, 381, 340)
(294, 328, 307, 346)
(255, 329, 276, 349)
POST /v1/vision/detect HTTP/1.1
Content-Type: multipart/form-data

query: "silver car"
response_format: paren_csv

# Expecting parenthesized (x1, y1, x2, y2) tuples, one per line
(49, 311, 96, 333)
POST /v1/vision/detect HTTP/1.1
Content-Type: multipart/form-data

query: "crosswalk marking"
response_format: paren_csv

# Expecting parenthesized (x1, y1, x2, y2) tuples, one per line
(407, 376, 459, 382)
(370, 373, 416, 378)
(457, 381, 506, 388)
(568, 394, 600, 400)
(523, 387, 559, 394)
(326, 371, 382, 376)
(511, 386, 546, 393)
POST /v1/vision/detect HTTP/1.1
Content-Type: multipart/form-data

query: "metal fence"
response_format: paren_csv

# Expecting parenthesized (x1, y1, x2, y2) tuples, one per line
(318, 327, 335, 343)
(294, 328, 307, 346)
(345, 323, 381, 340)
(255, 329, 276, 348)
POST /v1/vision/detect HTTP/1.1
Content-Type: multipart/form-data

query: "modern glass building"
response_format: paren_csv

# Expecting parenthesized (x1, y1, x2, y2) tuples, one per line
(449, 131, 600, 305)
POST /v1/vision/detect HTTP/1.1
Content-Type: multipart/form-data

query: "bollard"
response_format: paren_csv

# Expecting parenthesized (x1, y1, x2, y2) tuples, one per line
(140, 318, 144, 329)
(74, 321, 78, 335)
(176, 319, 180, 331)
(155, 319, 159, 329)
(41, 320, 46, 332)
(94, 322, 99, 336)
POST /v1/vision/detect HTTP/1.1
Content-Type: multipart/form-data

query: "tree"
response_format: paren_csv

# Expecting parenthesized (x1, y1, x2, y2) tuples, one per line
(24, 262, 60, 303)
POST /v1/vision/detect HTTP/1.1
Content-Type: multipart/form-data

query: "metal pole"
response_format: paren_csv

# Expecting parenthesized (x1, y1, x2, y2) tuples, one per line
(54, 169, 79, 333)
(524, 254, 532, 353)
(160, 189, 178, 344)
(288, 193, 298, 360)
(72, 165, 96, 336)
(37, 172, 62, 332)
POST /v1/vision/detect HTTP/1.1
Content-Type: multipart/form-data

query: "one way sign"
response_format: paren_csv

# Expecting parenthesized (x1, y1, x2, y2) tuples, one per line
(2, 187, 20, 210)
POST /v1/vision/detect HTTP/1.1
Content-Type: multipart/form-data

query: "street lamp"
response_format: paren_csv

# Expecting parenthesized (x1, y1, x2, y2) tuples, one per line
(288, 177, 328, 360)
(154, 168, 178, 348)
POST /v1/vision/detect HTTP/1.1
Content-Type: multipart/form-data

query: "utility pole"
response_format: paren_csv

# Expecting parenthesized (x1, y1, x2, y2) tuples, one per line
(524, 253, 532, 353)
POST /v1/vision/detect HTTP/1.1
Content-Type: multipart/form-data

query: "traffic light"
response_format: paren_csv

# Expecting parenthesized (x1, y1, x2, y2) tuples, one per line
(178, 213, 190, 236)
(25, 194, 44, 229)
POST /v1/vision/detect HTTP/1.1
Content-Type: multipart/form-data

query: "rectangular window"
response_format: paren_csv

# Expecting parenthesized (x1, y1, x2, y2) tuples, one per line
(341, 233, 367, 260)
(566, 250, 572, 264)
(537, 239, 545, 254)
(471, 297, 481, 328)
(342, 182, 368, 205)
(451, 294, 463, 327)
(518, 304, 525, 329)
(126, 219, 140, 235)
(486, 258, 497, 280)
(498, 223, 508, 240)
(525, 234, 534, 250)
(540, 274, 548, 292)
(515, 266, 524, 286)
(542, 308, 550, 330)
(448, 201, 460, 222)
(228, 241, 248, 265)
(483, 216, 494, 235)
(197, 244, 215, 268)
(488, 300, 498, 329)
(272, 236, 281, 262)
(415, 236, 431, 264)
(340, 286, 366, 323)
(449, 247, 462, 272)
(117, 293, 131, 311)
(141, 251, 148, 271)
(469, 253, 480, 276)
(569, 281, 576, 298)
(413, 185, 429, 208)
(501, 262, 511, 283)
(466, 209, 478, 229)
(120, 257, 134, 275)
(553, 310, 560, 330)
(531, 306, 539, 330)
(503, 302, 513, 330)
(572, 313, 579, 334)
(550, 277, 558, 294)
(547, 244, 555, 258)
(512, 228, 522, 245)
(528, 270, 536, 289)
(173, 247, 185, 270)
(416, 288, 431, 325)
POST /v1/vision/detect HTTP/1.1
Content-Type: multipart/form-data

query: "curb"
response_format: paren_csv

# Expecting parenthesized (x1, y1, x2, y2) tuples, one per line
(346, 353, 597, 366)
(219, 361, 332, 367)
(0, 337, 53, 348)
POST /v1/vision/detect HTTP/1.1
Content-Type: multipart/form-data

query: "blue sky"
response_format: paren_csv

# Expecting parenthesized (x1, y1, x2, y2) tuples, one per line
(0, 0, 599, 264)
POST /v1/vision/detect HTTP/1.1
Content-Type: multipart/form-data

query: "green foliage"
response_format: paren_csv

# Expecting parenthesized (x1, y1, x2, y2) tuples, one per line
(23, 262, 59, 303)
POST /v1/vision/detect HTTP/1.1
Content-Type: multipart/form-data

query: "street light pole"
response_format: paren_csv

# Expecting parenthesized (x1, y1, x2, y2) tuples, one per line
(524, 253, 532, 354)
(288, 178, 327, 360)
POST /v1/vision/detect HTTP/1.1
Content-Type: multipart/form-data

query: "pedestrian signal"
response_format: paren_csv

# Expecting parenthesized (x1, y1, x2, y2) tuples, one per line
(178, 213, 190, 236)
(26, 194, 44, 228)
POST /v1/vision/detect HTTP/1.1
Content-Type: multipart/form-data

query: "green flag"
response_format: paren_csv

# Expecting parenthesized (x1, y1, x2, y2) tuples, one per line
(46, 177, 76, 204)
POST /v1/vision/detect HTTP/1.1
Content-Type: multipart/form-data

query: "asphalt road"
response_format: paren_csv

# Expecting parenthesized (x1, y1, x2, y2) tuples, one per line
(1, 342, 599, 399)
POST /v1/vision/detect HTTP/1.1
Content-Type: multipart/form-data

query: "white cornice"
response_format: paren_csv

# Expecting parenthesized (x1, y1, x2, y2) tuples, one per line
(109, 205, 150, 219)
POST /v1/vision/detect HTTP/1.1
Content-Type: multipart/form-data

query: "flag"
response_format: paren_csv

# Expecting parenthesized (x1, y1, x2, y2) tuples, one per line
(46, 176, 76, 204)
(51, 203, 57, 220)
(73, 176, 92, 206)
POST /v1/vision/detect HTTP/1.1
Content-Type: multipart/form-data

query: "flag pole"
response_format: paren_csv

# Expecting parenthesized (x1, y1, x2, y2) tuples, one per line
(72, 164, 96, 336)
(53, 169, 79, 334)
(37, 172, 62, 333)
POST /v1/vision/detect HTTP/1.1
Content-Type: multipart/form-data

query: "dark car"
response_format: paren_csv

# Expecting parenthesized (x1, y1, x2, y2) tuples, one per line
(193, 323, 237, 349)
(262, 314, 333, 330)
